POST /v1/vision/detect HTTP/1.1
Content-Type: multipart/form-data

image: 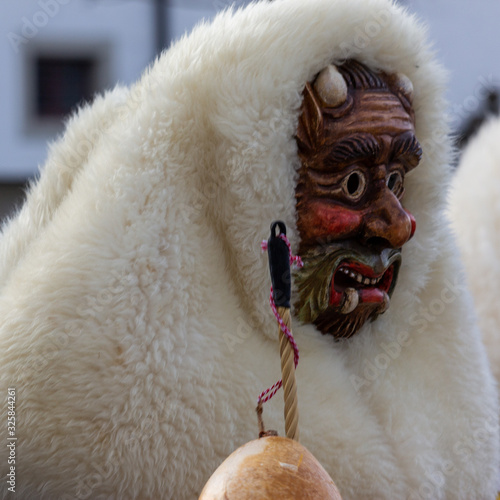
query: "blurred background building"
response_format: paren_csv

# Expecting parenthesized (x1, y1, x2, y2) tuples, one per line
(0, 0, 499, 222)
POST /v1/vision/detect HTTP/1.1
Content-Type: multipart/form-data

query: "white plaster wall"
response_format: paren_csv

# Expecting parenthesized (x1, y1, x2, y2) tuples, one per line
(0, 0, 152, 180)
(1, 0, 498, 180)
(405, 0, 500, 130)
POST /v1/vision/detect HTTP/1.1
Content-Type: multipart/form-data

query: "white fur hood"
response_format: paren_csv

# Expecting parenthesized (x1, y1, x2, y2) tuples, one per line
(449, 115, 500, 391)
(0, 0, 498, 499)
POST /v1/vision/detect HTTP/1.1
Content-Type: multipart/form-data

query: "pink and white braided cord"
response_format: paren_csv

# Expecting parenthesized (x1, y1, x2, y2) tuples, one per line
(258, 235, 303, 405)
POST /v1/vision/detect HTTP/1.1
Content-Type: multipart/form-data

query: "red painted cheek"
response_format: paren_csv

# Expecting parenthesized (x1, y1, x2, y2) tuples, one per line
(307, 200, 363, 240)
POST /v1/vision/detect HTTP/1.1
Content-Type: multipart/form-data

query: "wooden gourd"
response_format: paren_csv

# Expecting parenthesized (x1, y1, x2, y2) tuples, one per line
(199, 436, 342, 500)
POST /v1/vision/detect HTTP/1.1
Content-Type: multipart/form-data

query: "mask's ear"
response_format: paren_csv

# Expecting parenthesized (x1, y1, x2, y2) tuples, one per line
(296, 83, 324, 153)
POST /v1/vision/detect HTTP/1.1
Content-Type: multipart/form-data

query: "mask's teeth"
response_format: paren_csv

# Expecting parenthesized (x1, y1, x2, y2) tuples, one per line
(339, 266, 383, 287)
(340, 287, 359, 314)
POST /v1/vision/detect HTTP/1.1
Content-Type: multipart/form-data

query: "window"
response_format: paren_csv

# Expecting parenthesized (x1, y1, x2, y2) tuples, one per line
(24, 43, 109, 135)
(35, 57, 96, 118)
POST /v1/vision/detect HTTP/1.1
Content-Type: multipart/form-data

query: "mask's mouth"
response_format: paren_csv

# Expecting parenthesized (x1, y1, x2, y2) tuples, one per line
(294, 242, 402, 324)
(329, 258, 399, 314)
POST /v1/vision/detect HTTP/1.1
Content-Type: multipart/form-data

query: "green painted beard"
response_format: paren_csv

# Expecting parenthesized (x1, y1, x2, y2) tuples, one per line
(294, 241, 401, 340)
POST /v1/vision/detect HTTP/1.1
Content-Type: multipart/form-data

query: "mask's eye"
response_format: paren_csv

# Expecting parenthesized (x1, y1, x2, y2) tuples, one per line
(387, 171, 404, 197)
(342, 170, 366, 201)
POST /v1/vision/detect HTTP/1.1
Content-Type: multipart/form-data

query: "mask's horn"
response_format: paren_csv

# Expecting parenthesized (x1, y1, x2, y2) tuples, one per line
(313, 65, 348, 108)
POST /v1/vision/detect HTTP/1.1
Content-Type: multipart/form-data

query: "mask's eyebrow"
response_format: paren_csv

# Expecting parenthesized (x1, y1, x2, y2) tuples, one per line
(391, 132, 422, 169)
(323, 134, 381, 167)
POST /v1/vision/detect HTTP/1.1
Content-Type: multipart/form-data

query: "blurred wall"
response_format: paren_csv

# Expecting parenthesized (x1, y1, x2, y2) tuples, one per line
(0, 0, 153, 182)
(0, 0, 239, 222)
(1, 0, 499, 221)
(406, 0, 500, 132)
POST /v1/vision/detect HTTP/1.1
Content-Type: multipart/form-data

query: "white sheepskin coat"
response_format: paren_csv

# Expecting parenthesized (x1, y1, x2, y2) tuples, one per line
(1, 1, 499, 498)
(449, 116, 500, 389)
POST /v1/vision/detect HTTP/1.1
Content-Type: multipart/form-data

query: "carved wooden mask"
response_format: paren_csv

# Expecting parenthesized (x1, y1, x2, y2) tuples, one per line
(294, 60, 422, 340)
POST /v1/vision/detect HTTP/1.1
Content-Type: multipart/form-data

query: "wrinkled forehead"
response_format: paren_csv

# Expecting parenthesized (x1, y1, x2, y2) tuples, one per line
(296, 61, 417, 156)
(324, 90, 416, 140)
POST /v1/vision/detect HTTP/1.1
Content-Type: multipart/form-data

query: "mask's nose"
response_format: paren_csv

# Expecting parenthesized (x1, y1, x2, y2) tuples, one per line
(361, 190, 416, 249)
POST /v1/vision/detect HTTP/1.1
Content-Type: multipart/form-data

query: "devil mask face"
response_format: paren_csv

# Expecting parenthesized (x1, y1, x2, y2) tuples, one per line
(294, 60, 422, 340)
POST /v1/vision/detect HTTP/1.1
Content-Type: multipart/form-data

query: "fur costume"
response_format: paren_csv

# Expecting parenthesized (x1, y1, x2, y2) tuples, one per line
(1, 0, 499, 498)
(449, 116, 500, 387)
